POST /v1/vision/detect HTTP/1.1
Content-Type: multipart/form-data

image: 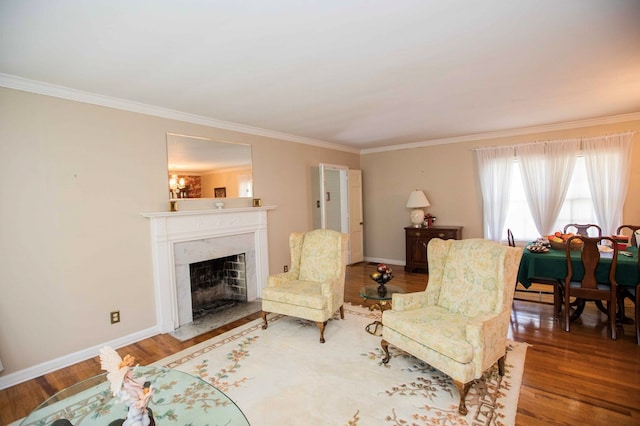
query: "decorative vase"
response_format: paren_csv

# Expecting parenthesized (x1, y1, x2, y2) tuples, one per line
(370, 263, 393, 298)
(377, 284, 387, 297)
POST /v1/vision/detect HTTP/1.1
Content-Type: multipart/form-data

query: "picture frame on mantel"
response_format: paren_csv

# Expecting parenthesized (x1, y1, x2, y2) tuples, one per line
(214, 187, 226, 198)
(253, 198, 262, 207)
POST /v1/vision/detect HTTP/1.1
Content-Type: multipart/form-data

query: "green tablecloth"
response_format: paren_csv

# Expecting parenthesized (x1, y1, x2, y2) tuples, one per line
(517, 246, 638, 289)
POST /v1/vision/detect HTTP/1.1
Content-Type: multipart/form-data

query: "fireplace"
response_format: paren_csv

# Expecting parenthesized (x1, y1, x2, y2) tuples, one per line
(190, 254, 247, 320)
(173, 233, 257, 327)
(143, 207, 273, 333)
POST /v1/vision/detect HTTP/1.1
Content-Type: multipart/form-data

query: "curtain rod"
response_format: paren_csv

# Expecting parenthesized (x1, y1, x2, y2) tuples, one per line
(471, 131, 637, 151)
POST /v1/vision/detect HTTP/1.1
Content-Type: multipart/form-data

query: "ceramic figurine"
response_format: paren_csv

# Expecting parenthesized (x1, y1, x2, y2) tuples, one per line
(100, 347, 155, 426)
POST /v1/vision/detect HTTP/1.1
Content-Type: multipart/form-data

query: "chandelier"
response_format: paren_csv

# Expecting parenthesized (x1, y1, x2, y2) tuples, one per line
(169, 174, 186, 197)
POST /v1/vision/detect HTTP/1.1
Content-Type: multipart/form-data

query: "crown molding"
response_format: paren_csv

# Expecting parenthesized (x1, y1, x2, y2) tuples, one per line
(361, 112, 640, 154)
(3, 73, 638, 156)
(0, 73, 359, 154)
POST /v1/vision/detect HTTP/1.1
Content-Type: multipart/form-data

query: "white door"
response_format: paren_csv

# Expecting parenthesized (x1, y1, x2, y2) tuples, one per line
(348, 169, 364, 264)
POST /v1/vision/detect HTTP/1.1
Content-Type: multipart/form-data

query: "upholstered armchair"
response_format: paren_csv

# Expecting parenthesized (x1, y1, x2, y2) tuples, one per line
(381, 238, 523, 415)
(261, 229, 348, 343)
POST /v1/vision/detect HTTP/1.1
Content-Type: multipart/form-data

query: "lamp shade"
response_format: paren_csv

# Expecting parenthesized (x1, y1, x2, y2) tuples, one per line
(406, 190, 431, 227)
(406, 190, 431, 208)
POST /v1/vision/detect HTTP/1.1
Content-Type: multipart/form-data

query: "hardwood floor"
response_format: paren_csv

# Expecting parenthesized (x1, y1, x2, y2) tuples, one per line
(1, 262, 639, 425)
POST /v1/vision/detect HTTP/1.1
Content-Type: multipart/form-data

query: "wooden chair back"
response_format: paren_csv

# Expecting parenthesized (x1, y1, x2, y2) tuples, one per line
(563, 223, 602, 237)
(507, 229, 515, 247)
(564, 235, 618, 339)
(616, 224, 640, 248)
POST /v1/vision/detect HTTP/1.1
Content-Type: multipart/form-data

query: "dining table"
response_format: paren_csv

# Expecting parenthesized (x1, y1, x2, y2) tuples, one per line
(517, 244, 638, 321)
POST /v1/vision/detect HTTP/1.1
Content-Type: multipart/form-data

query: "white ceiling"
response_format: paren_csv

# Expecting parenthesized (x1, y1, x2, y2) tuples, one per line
(1, 1, 639, 151)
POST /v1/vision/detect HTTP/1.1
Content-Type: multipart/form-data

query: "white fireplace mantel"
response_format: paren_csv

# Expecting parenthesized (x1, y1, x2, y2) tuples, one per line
(142, 207, 275, 333)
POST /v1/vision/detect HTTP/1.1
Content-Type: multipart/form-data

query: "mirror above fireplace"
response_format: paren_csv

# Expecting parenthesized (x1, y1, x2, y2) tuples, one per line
(166, 133, 253, 199)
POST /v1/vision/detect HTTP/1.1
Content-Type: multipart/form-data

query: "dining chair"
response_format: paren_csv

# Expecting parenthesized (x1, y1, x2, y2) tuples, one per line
(563, 223, 602, 237)
(618, 247, 639, 344)
(509, 229, 562, 312)
(507, 229, 519, 308)
(616, 224, 640, 248)
(562, 235, 618, 339)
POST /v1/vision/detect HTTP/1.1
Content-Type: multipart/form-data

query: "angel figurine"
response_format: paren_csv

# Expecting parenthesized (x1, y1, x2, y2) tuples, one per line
(100, 346, 155, 426)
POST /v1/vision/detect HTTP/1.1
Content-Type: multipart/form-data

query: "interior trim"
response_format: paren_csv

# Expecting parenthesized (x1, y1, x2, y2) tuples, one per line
(2, 72, 637, 157)
(0, 73, 359, 155)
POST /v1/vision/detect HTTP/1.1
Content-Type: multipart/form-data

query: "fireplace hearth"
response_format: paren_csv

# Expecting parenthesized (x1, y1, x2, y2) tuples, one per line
(192, 299, 242, 320)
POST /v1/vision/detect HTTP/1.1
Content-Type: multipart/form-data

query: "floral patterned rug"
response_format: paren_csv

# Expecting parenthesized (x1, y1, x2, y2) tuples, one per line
(155, 304, 528, 425)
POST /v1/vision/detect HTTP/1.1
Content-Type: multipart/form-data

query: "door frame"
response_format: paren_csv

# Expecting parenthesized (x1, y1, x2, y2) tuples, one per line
(319, 163, 349, 233)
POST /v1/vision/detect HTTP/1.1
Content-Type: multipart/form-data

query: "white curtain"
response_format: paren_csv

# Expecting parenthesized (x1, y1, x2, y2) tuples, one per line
(475, 146, 515, 241)
(516, 139, 580, 236)
(582, 133, 634, 235)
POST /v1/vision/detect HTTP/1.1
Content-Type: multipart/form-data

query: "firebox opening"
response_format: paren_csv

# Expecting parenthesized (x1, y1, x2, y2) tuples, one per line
(190, 253, 247, 320)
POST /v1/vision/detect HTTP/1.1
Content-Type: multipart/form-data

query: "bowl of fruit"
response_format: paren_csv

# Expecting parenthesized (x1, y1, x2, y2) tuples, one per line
(548, 232, 584, 251)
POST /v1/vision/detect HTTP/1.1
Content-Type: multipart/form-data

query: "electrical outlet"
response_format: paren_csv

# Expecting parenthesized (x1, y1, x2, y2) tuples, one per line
(110, 311, 120, 324)
(284, 265, 288, 273)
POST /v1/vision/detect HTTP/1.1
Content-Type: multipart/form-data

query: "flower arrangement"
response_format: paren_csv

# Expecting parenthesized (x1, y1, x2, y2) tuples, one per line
(100, 347, 156, 426)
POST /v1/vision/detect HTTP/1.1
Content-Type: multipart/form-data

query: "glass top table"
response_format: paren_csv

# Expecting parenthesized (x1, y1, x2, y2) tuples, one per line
(20, 366, 250, 425)
(359, 283, 406, 301)
(359, 284, 406, 335)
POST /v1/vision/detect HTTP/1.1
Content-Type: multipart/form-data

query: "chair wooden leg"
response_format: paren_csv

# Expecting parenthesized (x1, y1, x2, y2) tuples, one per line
(339, 305, 344, 319)
(635, 288, 640, 345)
(636, 294, 640, 345)
(554, 282, 563, 317)
(497, 354, 506, 376)
(381, 339, 390, 363)
(608, 300, 617, 340)
(564, 292, 571, 332)
(316, 321, 327, 343)
(453, 380, 472, 416)
(261, 311, 268, 330)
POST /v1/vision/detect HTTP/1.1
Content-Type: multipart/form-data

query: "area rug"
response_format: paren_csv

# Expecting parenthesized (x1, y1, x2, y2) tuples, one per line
(156, 304, 528, 425)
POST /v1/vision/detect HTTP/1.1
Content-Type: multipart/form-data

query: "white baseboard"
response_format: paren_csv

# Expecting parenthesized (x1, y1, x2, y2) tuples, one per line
(0, 325, 161, 390)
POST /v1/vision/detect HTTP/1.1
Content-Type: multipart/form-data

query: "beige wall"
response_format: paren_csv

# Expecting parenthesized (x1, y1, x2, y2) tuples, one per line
(361, 120, 640, 264)
(0, 87, 359, 377)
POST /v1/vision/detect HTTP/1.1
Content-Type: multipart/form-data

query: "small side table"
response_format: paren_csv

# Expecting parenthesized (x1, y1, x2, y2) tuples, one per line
(359, 284, 405, 335)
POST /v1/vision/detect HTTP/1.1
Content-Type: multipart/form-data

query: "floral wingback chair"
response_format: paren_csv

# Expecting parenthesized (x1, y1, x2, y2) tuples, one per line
(381, 238, 523, 415)
(261, 229, 348, 343)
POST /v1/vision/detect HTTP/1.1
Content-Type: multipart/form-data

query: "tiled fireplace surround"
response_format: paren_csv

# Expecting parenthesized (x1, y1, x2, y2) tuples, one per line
(143, 207, 272, 333)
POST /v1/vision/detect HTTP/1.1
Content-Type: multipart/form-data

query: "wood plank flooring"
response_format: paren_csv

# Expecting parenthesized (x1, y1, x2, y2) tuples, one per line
(1, 262, 639, 425)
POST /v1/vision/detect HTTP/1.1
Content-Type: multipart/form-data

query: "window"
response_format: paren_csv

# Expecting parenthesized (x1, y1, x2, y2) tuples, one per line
(503, 156, 597, 242)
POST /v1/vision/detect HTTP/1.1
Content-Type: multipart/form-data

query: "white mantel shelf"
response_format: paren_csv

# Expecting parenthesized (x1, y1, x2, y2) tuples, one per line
(142, 206, 275, 333)
(141, 206, 276, 218)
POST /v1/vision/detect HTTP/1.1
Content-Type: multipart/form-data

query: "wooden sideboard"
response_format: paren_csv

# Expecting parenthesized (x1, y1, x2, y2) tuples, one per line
(404, 226, 463, 273)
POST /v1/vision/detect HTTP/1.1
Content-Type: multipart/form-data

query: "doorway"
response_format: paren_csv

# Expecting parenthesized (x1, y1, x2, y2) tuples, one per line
(314, 164, 363, 264)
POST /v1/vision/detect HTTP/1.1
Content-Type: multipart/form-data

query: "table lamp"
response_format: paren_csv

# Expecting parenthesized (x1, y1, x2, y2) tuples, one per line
(406, 190, 430, 227)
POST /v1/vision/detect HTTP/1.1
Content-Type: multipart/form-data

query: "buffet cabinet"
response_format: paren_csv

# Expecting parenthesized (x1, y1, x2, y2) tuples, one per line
(404, 226, 463, 273)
